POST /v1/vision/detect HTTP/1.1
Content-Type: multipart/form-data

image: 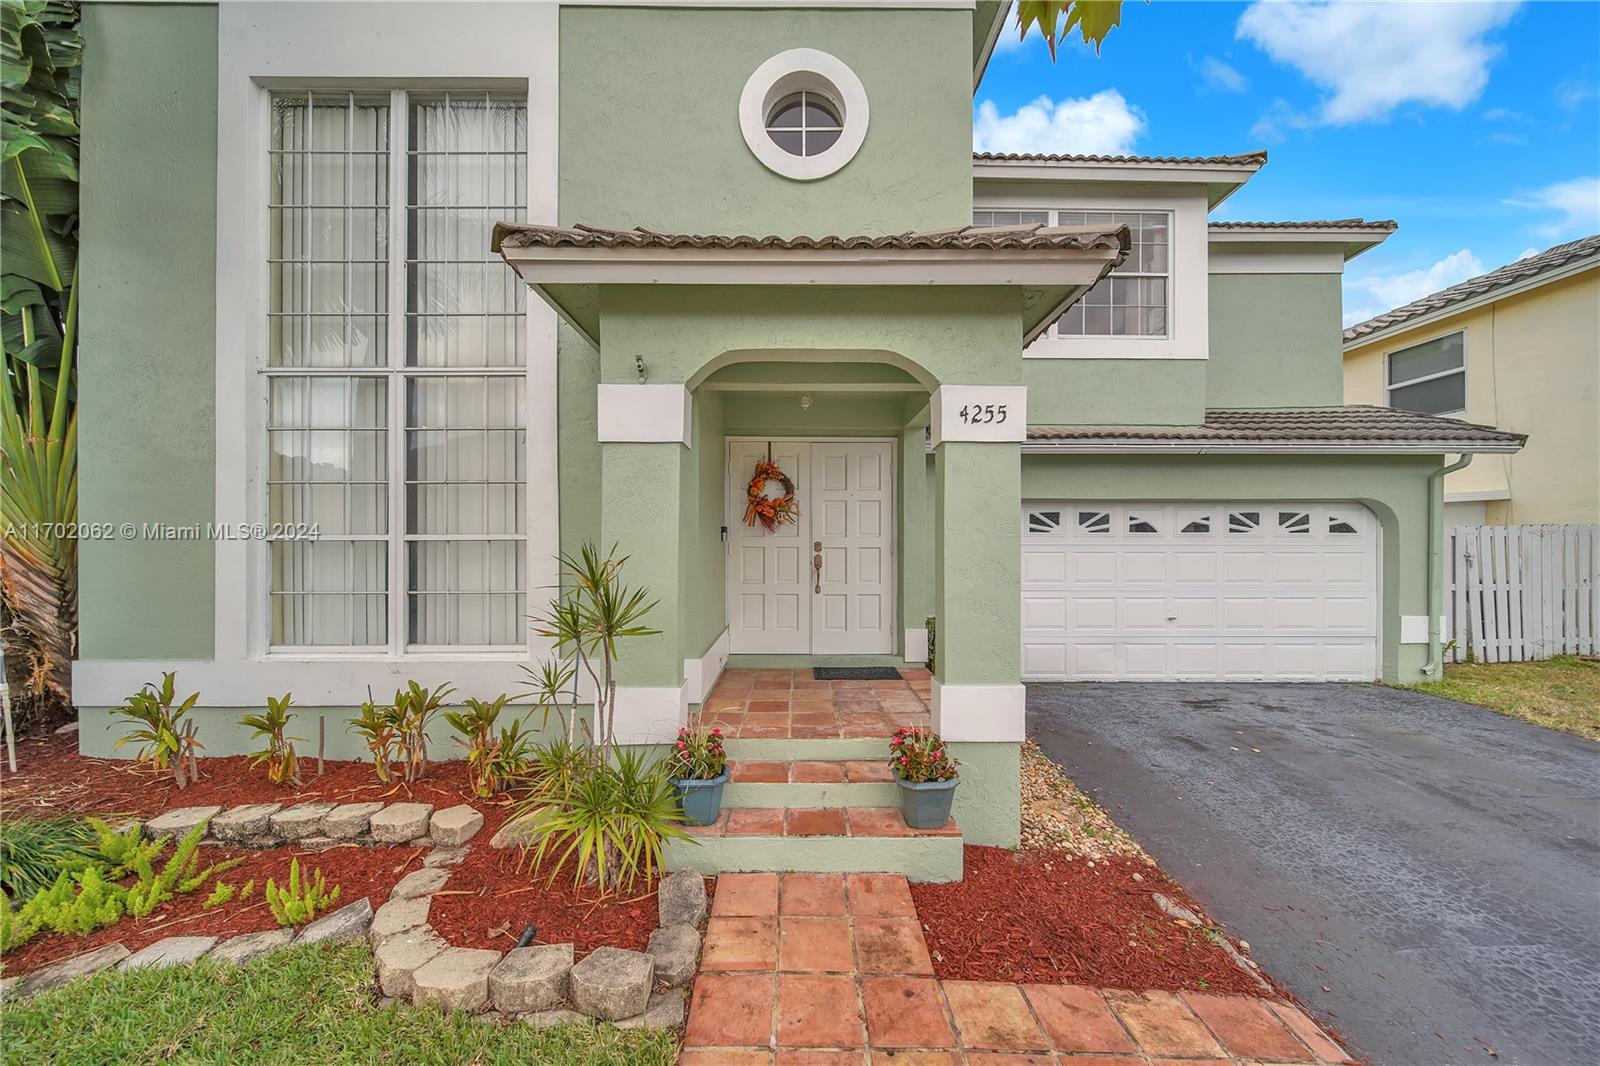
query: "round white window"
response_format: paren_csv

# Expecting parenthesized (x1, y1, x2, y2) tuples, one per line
(739, 48, 869, 181)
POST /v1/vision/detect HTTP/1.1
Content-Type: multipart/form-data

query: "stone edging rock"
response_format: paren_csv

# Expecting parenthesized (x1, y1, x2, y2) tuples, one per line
(4, 802, 707, 1034)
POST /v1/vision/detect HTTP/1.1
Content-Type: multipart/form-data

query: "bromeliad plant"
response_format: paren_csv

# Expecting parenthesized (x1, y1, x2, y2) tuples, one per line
(111, 672, 203, 788)
(445, 693, 535, 797)
(668, 726, 727, 781)
(888, 726, 959, 783)
(241, 692, 302, 787)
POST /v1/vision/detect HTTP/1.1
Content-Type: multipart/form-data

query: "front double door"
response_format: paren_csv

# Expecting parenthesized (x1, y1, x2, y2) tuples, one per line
(727, 439, 896, 655)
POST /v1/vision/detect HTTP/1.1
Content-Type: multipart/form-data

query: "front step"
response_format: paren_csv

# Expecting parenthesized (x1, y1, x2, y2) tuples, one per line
(724, 758, 898, 809)
(663, 807, 963, 883)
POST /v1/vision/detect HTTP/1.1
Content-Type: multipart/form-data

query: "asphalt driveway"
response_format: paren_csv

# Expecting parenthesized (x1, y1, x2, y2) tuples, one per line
(1028, 683, 1600, 1066)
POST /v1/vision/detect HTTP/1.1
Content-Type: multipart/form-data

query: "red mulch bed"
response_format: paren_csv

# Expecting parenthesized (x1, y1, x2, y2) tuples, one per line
(912, 846, 1284, 997)
(427, 839, 668, 960)
(3, 841, 418, 975)
(0, 730, 485, 821)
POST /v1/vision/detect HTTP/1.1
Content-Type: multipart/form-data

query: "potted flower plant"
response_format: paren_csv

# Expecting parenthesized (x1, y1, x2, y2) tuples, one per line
(668, 726, 729, 826)
(889, 726, 959, 830)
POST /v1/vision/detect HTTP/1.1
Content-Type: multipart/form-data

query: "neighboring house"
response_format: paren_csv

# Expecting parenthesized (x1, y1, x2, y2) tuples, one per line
(1344, 236, 1600, 526)
(72, 2, 1523, 852)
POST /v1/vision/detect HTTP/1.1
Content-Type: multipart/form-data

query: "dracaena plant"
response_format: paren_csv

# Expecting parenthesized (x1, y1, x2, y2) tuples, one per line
(111, 672, 203, 788)
(241, 692, 302, 787)
(529, 542, 660, 751)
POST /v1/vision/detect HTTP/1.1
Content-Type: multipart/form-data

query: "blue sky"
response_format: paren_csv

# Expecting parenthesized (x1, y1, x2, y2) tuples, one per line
(974, 0, 1600, 325)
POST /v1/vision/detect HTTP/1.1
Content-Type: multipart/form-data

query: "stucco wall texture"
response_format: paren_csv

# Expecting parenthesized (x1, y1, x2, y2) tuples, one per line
(1345, 270, 1600, 524)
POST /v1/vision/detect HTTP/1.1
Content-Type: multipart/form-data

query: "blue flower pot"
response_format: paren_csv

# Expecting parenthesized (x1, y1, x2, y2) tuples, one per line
(671, 769, 730, 826)
(895, 773, 959, 830)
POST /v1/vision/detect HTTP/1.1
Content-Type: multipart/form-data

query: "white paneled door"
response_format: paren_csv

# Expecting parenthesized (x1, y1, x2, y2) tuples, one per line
(1021, 502, 1378, 681)
(727, 440, 895, 655)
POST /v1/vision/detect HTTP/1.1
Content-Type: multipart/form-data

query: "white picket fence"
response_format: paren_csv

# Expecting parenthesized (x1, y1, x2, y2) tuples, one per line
(1446, 524, 1600, 663)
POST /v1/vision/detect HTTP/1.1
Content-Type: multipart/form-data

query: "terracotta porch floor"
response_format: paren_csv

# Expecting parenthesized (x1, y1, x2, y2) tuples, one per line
(680, 872, 1356, 1066)
(692, 668, 934, 739)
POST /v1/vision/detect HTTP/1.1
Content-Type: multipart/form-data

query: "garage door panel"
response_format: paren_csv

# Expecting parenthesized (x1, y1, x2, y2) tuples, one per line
(1022, 550, 1068, 585)
(1022, 594, 1068, 630)
(1021, 501, 1377, 682)
(1072, 596, 1118, 629)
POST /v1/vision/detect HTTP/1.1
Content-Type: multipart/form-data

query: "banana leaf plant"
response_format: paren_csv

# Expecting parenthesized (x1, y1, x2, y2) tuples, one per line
(1, 2, 81, 706)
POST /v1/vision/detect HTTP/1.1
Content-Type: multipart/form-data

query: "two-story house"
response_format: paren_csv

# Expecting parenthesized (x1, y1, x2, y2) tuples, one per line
(72, 1, 1522, 870)
(1344, 236, 1600, 526)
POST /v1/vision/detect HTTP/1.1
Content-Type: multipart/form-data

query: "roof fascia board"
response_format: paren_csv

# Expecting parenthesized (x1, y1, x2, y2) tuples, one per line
(1343, 255, 1600, 349)
(973, 159, 1261, 185)
(1208, 229, 1390, 260)
(974, 0, 1011, 90)
(500, 248, 1119, 287)
(1021, 441, 1524, 455)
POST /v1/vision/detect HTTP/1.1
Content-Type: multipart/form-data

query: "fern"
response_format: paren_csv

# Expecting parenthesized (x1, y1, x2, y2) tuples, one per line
(239, 879, 256, 902)
(86, 817, 163, 879)
(265, 859, 341, 926)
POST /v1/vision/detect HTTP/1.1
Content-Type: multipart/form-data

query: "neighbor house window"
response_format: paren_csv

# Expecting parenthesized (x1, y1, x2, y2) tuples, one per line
(266, 90, 528, 650)
(970, 208, 1170, 337)
(1386, 332, 1465, 415)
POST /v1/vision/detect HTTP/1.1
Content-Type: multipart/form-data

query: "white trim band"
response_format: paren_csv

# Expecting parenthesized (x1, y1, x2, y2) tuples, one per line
(930, 680, 1025, 742)
(684, 629, 731, 705)
(597, 384, 692, 445)
(610, 684, 689, 745)
(903, 627, 929, 665)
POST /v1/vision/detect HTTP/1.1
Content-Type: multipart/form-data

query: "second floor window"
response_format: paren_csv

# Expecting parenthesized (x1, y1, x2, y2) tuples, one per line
(1387, 331, 1465, 415)
(972, 208, 1170, 338)
(267, 90, 528, 651)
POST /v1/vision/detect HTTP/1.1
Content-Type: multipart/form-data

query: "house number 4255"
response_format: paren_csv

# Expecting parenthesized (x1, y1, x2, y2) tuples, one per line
(958, 403, 1007, 425)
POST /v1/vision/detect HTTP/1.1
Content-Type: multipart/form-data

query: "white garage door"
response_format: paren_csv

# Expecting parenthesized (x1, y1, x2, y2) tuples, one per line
(1021, 502, 1378, 681)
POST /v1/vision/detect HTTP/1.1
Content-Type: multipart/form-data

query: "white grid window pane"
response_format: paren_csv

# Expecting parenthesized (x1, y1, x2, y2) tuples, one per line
(406, 94, 528, 369)
(269, 93, 391, 368)
(266, 89, 528, 653)
(408, 540, 527, 646)
(1055, 209, 1169, 337)
(972, 209, 1050, 228)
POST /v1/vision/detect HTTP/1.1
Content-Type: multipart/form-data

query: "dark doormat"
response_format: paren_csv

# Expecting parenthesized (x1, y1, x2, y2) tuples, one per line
(813, 666, 903, 681)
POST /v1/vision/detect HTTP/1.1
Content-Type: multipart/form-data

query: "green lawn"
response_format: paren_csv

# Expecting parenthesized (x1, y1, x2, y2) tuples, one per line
(1409, 655, 1600, 740)
(1, 941, 679, 1065)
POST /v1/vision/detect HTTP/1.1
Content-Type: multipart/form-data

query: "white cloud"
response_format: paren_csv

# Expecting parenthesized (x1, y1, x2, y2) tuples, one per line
(973, 90, 1146, 156)
(1343, 249, 1486, 325)
(1507, 176, 1600, 239)
(1237, 0, 1520, 125)
(1198, 56, 1249, 93)
(1482, 106, 1522, 121)
(1516, 247, 1540, 260)
(1556, 74, 1598, 109)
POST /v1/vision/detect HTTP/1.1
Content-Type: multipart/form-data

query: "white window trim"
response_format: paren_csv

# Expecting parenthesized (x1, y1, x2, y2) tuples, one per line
(974, 190, 1209, 360)
(212, 4, 559, 676)
(1385, 329, 1467, 417)
(738, 48, 869, 181)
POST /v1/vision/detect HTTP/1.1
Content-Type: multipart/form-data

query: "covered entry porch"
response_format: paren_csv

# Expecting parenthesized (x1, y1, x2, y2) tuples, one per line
(494, 220, 1128, 855)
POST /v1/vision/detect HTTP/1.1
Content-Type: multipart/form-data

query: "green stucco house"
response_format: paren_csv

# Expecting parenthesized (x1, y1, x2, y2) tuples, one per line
(72, 1, 1523, 877)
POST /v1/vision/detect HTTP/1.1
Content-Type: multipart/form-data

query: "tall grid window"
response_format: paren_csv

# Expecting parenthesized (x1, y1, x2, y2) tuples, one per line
(971, 208, 1170, 338)
(267, 90, 528, 650)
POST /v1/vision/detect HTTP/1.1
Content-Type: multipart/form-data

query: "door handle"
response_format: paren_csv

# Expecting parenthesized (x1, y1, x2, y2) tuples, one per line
(813, 551, 823, 594)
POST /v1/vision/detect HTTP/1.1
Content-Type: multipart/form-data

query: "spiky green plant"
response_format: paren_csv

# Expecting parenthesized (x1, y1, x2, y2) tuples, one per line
(0, 814, 96, 900)
(201, 880, 237, 910)
(242, 692, 302, 786)
(515, 745, 686, 894)
(265, 859, 340, 926)
(1, 1, 81, 707)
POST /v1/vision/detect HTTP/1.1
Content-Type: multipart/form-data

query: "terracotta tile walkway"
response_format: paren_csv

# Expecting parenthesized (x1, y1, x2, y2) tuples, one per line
(681, 872, 1354, 1066)
(691, 669, 934, 739)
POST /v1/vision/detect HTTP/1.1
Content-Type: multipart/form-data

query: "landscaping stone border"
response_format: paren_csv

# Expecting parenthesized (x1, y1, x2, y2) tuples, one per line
(5, 800, 707, 1034)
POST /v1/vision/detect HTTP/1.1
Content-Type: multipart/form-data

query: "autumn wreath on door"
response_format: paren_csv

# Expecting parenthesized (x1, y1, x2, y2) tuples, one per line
(744, 457, 798, 532)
